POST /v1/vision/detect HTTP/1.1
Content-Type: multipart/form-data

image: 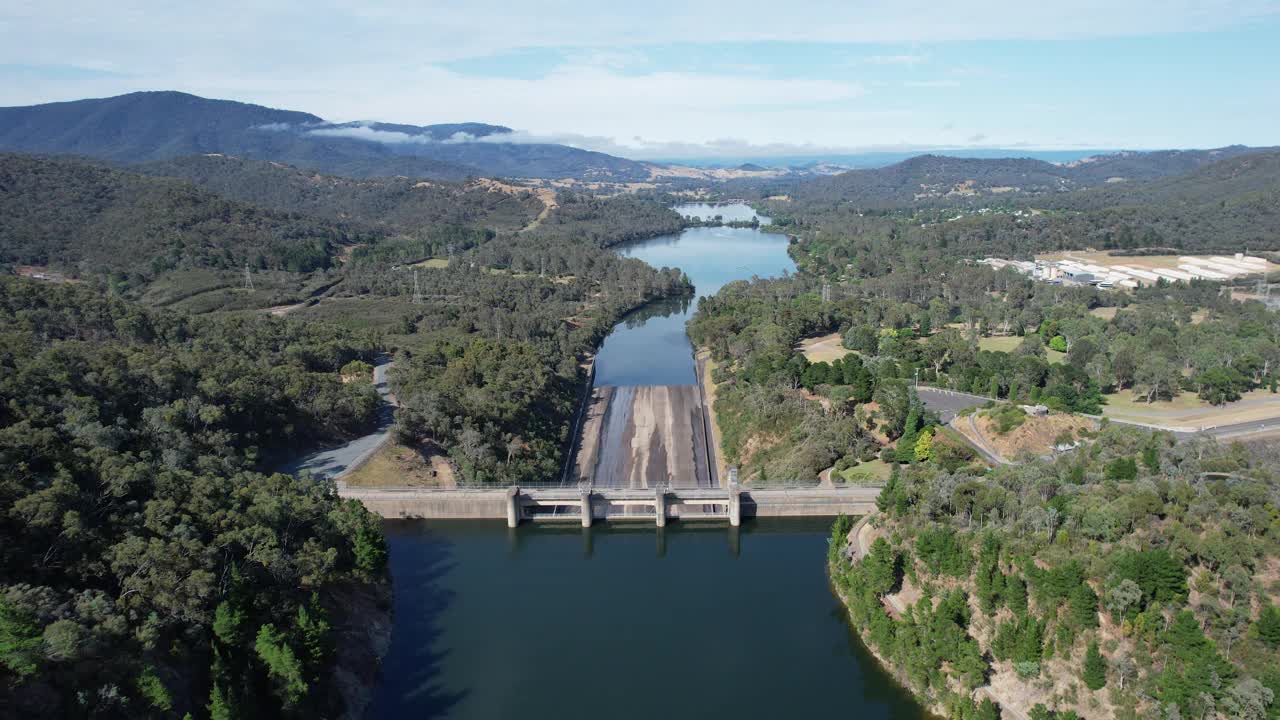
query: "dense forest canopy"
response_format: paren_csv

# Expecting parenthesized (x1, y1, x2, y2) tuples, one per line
(0, 278, 388, 718)
(528, 191, 687, 248)
(137, 154, 544, 234)
(0, 153, 377, 285)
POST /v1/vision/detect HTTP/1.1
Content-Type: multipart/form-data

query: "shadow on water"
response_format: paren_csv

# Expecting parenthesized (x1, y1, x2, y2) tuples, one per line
(828, 581, 937, 719)
(366, 525, 468, 719)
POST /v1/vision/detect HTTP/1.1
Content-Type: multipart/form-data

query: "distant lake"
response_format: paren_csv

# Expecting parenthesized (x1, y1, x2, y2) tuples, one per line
(591, 203, 792, 386)
(671, 201, 769, 224)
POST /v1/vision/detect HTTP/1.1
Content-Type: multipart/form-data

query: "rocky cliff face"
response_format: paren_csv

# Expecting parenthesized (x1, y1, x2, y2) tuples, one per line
(329, 576, 395, 720)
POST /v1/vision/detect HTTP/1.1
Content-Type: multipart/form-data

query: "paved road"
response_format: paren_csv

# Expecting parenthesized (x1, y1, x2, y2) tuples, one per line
(916, 386, 990, 423)
(276, 358, 395, 482)
(920, 385, 1280, 443)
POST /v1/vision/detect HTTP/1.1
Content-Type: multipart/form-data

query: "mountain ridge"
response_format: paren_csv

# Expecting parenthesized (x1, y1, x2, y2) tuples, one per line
(0, 91, 653, 181)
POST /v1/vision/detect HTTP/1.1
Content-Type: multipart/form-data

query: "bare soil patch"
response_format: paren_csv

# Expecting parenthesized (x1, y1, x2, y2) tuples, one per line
(975, 412, 1097, 459)
(797, 332, 852, 363)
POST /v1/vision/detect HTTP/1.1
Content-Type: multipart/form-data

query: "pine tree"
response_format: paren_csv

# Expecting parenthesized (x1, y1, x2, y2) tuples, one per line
(213, 600, 247, 648)
(208, 681, 236, 720)
(864, 538, 898, 596)
(255, 624, 307, 707)
(895, 431, 918, 463)
(1255, 605, 1280, 647)
(902, 406, 921, 438)
(1006, 575, 1028, 617)
(1070, 583, 1100, 629)
(207, 646, 239, 720)
(1083, 640, 1107, 690)
(353, 523, 388, 576)
(876, 471, 899, 514)
(296, 593, 333, 681)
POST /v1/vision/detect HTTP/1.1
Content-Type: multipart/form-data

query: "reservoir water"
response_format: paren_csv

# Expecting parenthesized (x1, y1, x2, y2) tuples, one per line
(368, 205, 927, 719)
(592, 203, 791, 386)
(367, 520, 927, 720)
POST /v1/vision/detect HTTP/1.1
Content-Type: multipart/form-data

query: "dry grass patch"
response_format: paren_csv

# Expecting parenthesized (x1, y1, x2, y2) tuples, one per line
(413, 258, 450, 269)
(797, 332, 853, 363)
(342, 443, 457, 488)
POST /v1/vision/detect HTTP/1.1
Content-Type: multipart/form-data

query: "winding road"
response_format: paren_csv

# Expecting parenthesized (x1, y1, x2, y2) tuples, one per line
(276, 358, 396, 482)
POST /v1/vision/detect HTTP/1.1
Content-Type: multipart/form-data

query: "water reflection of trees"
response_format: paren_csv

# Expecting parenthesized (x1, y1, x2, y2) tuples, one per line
(621, 294, 693, 329)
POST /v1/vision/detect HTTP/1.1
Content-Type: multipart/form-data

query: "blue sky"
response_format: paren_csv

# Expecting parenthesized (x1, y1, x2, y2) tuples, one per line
(1, 1, 1278, 159)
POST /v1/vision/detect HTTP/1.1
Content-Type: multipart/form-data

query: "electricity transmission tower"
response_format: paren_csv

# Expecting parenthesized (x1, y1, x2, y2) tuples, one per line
(242, 263, 254, 290)
(412, 270, 423, 305)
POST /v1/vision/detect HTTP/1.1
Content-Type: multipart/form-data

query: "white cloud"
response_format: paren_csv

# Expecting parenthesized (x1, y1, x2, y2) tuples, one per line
(1, 1, 1277, 152)
(308, 125, 431, 144)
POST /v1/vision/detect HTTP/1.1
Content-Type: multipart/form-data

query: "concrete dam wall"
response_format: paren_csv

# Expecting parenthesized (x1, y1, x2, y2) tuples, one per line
(341, 486, 882, 522)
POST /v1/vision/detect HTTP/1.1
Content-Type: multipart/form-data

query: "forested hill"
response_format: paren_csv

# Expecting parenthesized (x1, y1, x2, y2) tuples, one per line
(137, 154, 543, 234)
(762, 149, 1280, 259)
(0, 152, 375, 282)
(789, 145, 1277, 208)
(0, 276, 389, 718)
(0, 91, 655, 181)
(1045, 150, 1280, 212)
(836, 430, 1280, 720)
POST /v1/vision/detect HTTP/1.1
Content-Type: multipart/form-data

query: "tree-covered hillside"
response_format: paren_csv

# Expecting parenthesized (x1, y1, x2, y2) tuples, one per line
(530, 192, 686, 248)
(0, 153, 377, 285)
(834, 428, 1280, 720)
(784, 146, 1277, 209)
(0, 277, 389, 718)
(137, 155, 543, 234)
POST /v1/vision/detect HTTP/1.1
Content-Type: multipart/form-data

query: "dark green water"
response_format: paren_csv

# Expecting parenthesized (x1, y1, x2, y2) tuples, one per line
(367, 519, 929, 719)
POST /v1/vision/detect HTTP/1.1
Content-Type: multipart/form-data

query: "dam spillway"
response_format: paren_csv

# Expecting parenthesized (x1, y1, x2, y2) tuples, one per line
(569, 384, 715, 489)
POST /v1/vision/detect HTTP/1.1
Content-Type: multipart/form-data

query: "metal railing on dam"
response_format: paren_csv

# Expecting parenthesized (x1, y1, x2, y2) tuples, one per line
(338, 483, 884, 526)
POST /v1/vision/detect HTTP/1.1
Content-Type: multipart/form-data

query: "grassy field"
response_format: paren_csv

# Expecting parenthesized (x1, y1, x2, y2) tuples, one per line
(1103, 387, 1280, 426)
(413, 258, 450, 269)
(977, 334, 1066, 364)
(837, 458, 893, 484)
(1103, 390, 1209, 415)
(342, 442, 456, 488)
